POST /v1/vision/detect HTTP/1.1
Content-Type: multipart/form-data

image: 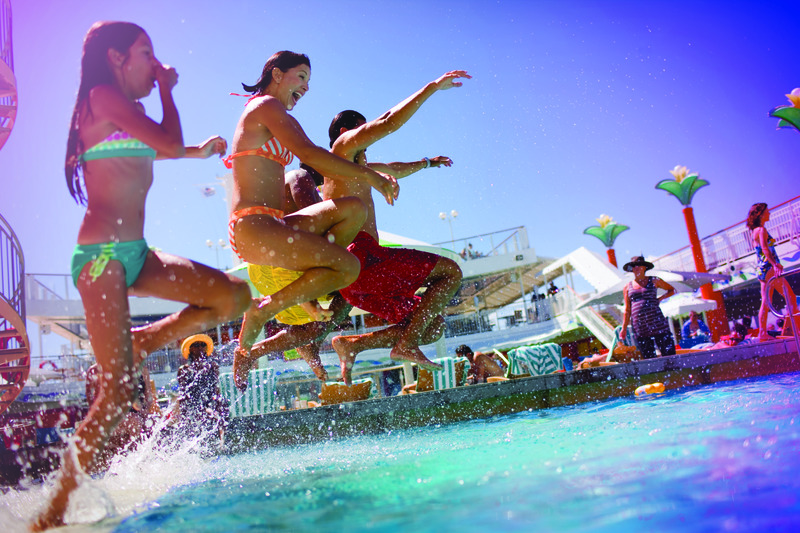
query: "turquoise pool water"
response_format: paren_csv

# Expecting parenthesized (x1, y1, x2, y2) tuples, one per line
(4, 372, 800, 531)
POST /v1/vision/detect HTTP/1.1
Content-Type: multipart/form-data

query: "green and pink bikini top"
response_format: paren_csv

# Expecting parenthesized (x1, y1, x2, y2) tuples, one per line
(80, 130, 157, 162)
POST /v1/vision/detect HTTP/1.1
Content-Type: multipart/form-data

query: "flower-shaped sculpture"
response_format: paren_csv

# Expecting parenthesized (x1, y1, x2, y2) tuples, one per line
(583, 214, 629, 248)
(769, 88, 800, 133)
(655, 165, 710, 207)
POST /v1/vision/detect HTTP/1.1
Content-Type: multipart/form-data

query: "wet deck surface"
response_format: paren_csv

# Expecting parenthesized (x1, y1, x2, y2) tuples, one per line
(225, 338, 799, 451)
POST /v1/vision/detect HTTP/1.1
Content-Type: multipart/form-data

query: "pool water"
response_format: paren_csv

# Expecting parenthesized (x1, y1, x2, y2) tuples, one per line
(3, 372, 800, 532)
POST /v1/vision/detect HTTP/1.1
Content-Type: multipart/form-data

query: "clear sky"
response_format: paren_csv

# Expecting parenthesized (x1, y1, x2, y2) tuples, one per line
(2, 1, 799, 281)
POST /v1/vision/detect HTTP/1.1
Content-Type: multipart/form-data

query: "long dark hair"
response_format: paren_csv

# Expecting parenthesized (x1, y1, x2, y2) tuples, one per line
(65, 21, 145, 205)
(241, 51, 310, 95)
(746, 202, 768, 230)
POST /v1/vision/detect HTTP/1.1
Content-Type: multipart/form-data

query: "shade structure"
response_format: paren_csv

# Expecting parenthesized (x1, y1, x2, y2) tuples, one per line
(659, 292, 718, 318)
(576, 270, 729, 309)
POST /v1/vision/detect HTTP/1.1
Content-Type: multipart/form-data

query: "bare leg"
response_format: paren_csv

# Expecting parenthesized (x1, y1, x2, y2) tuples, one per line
(235, 296, 353, 389)
(296, 343, 327, 381)
(130, 251, 251, 358)
(391, 258, 461, 369)
(233, 199, 365, 354)
(33, 263, 137, 531)
(332, 316, 446, 385)
(758, 279, 772, 341)
(298, 299, 334, 322)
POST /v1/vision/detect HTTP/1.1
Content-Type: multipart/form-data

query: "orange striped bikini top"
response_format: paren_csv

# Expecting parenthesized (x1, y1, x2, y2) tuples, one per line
(223, 137, 294, 169)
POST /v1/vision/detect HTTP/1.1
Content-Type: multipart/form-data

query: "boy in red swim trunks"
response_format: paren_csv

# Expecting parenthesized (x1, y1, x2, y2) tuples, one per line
(323, 70, 471, 383)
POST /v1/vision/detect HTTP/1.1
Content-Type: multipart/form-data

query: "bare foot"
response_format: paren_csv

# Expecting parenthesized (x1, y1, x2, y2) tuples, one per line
(233, 346, 257, 392)
(299, 300, 334, 322)
(239, 296, 276, 351)
(297, 344, 328, 382)
(332, 335, 360, 385)
(31, 452, 82, 531)
(390, 345, 443, 371)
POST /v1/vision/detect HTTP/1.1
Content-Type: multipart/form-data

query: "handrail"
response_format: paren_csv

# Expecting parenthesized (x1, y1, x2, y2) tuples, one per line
(433, 226, 528, 257)
(0, 0, 12, 70)
(653, 195, 800, 272)
(0, 211, 24, 321)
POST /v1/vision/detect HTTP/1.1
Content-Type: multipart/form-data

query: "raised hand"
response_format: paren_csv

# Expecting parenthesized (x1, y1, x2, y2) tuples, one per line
(434, 70, 472, 91)
(430, 156, 453, 168)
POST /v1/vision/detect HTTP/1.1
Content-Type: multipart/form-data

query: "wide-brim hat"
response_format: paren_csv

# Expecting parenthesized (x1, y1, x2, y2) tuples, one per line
(181, 334, 214, 359)
(622, 255, 654, 272)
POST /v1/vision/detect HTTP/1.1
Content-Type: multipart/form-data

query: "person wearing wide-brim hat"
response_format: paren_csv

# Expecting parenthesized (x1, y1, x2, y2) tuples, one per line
(181, 334, 214, 360)
(618, 256, 677, 359)
(622, 256, 654, 272)
(177, 334, 226, 442)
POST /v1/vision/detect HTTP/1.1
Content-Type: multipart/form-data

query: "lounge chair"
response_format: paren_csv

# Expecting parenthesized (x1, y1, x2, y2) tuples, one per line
(219, 368, 277, 417)
(416, 356, 471, 392)
(318, 378, 373, 405)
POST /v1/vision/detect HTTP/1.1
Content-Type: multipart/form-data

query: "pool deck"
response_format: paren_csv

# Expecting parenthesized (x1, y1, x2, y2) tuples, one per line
(224, 338, 799, 452)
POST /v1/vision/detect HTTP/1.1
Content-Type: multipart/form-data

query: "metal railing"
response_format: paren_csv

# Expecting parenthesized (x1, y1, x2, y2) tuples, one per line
(434, 226, 529, 259)
(653, 195, 800, 272)
(0, 212, 24, 321)
(0, 0, 12, 70)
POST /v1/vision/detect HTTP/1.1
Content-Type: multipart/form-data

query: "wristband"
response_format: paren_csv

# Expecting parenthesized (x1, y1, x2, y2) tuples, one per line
(423, 157, 431, 169)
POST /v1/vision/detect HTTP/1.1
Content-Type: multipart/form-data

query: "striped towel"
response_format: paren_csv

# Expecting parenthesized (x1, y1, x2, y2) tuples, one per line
(508, 343, 563, 376)
(430, 357, 472, 390)
(607, 326, 636, 362)
(219, 368, 276, 417)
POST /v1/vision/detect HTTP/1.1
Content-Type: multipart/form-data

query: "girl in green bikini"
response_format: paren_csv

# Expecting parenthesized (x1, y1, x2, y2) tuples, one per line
(33, 21, 251, 530)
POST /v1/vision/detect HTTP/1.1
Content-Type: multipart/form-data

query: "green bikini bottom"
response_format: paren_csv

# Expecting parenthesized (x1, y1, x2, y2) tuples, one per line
(71, 239, 150, 287)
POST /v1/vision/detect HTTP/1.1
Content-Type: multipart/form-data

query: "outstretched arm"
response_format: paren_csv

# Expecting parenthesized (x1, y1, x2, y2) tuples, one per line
(255, 97, 400, 205)
(182, 136, 228, 159)
(368, 156, 452, 179)
(334, 71, 471, 157)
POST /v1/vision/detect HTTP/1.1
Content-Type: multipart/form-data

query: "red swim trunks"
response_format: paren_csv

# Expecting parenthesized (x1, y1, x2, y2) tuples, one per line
(339, 232, 439, 324)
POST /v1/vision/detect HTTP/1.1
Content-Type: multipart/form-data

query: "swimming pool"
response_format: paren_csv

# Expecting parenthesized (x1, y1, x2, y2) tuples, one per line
(3, 372, 800, 532)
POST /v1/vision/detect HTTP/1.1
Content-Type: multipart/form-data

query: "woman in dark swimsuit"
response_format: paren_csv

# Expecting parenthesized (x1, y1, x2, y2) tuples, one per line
(618, 256, 677, 359)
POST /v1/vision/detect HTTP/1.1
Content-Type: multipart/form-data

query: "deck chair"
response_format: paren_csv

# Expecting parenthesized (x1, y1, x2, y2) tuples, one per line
(219, 368, 277, 417)
(506, 343, 563, 377)
(607, 325, 638, 362)
(318, 378, 373, 405)
(416, 356, 471, 392)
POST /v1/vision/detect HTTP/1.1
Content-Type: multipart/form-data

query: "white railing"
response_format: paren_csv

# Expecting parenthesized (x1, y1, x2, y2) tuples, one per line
(653, 195, 800, 272)
(434, 226, 529, 259)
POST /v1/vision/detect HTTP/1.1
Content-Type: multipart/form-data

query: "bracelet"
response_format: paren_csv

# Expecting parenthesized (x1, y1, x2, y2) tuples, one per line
(423, 157, 431, 169)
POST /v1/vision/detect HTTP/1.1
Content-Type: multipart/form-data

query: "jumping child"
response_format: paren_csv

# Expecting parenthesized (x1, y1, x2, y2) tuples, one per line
(33, 22, 251, 530)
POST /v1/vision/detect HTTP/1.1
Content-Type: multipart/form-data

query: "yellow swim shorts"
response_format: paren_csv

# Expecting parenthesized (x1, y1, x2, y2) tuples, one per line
(247, 263, 331, 325)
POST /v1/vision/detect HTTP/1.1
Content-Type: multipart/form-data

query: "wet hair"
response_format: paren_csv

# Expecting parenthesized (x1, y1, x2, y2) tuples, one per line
(455, 344, 473, 356)
(65, 21, 146, 205)
(241, 51, 310, 95)
(746, 202, 768, 230)
(328, 110, 367, 147)
(299, 163, 325, 187)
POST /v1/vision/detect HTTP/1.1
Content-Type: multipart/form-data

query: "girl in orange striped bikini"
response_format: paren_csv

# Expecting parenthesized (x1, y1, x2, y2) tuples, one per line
(227, 51, 398, 386)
